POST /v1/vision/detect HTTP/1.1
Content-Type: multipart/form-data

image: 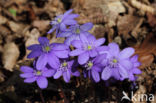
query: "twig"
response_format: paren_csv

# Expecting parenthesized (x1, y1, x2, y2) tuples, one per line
(129, 0, 156, 15)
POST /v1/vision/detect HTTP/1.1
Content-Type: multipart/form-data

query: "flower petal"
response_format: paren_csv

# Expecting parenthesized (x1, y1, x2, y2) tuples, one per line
(20, 73, 34, 78)
(64, 35, 79, 45)
(38, 37, 49, 45)
(57, 31, 72, 38)
(112, 69, 120, 80)
(66, 14, 79, 19)
(53, 70, 62, 79)
(108, 42, 120, 56)
(42, 69, 56, 77)
(120, 59, 133, 70)
(95, 38, 105, 47)
(132, 68, 142, 74)
(27, 50, 42, 58)
(72, 71, 80, 77)
(20, 66, 34, 73)
(130, 55, 138, 62)
(93, 54, 107, 65)
(97, 46, 109, 54)
(80, 22, 93, 31)
(101, 67, 112, 80)
(78, 52, 89, 65)
(63, 20, 77, 25)
(71, 40, 82, 48)
(119, 47, 135, 59)
(89, 49, 98, 57)
(92, 66, 101, 72)
(129, 73, 135, 81)
(69, 49, 84, 56)
(52, 43, 69, 50)
(80, 34, 88, 43)
(63, 9, 73, 19)
(60, 23, 66, 31)
(54, 50, 69, 58)
(37, 77, 48, 89)
(24, 77, 37, 83)
(118, 65, 128, 79)
(63, 71, 70, 83)
(87, 35, 96, 42)
(47, 26, 57, 34)
(134, 62, 141, 67)
(36, 54, 48, 70)
(48, 54, 60, 69)
(27, 44, 41, 50)
(68, 60, 74, 67)
(91, 70, 100, 82)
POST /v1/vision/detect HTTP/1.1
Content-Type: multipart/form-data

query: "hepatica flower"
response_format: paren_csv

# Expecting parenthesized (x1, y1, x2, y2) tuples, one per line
(20, 61, 55, 89)
(101, 43, 135, 81)
(57, 23, 93, 45)
(53, 59, 80, 83)
(47, 9, 79, 35)
(83, 54, 106, 82)
(128, 55, 142, 81)
(27, 37, 69, 70)
(70, 34, 105, 65)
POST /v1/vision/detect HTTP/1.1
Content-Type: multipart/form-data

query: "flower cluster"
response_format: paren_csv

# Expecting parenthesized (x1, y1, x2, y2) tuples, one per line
(20, 9, 142, 89)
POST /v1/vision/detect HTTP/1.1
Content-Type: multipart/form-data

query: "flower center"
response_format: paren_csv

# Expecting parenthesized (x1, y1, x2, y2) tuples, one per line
(57, 18, 61, 23)
(76, 28, 80, 34)
(87, 45, 92, 50)
(85, 61, 93, 70)
(36, 71, 42, 76)
(45, 46, 50, 51)
(62, 62, 68, 67)
(88, 62, 93, 68)
(42, 45, 51, 53)
(112, 59, 117, 63)
(109, 57, 119, 68)
(59, 61, 68, 72)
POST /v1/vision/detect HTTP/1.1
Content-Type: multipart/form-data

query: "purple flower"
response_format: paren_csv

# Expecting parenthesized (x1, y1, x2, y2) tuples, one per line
(69, 34, 105, 65)
(20, 61, 55, 89)
(27, 37, 69, 70)
(128, 55, 142, 81)
(53, 59, 80, 83)
(47, 9, 79, 35)
(83, 54, 106, 82)
(101, 43, 135, 81)
(57, 23, 93, 45)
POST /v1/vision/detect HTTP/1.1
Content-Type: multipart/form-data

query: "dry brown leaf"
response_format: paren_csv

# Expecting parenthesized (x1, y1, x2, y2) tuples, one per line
(132, 85, 146, 103)
(103, 1, 126, 27)
(146, 13, 156, 28)
(8, 21, 24, 33)
(135, 33, 156, 69)
(0, 15, 7, 25)
(0, 25, 11, 36)
(117, 15, 141, 39)
(90, 25, 106, 38)
(139, 54, 154, 69)
(33, 20, 50, 31)
(2, 42, 20, 71)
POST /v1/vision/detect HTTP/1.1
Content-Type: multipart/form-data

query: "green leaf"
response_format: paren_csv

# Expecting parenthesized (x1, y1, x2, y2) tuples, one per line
(9, 8, 16, 17)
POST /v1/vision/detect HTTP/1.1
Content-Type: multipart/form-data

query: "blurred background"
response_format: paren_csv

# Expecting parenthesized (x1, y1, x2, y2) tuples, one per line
(0, 0, 156, 103)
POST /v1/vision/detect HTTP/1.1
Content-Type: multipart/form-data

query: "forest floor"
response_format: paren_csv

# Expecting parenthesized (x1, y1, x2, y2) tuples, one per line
(0, 0, 156, 103)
